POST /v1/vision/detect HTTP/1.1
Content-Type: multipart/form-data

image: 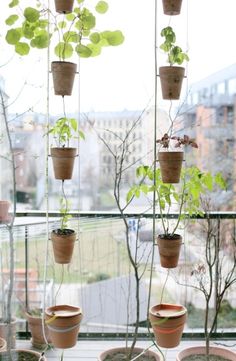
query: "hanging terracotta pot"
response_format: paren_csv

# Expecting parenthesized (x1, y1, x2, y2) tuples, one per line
(45, 305, 82, 349)
(51, 147, 77, 180)
(0, 337, 6, 351)
(0, 318, 17, 349)
(158, 151, 183, 183)
(98, 346, 161, 360)
(149, 303, 187, 348)
(0, 201, 10, 223)
(157, 234, 182, 268)
(54, 0, 74, 14)
(177, 346, 236, 361)
(159, 66, 185, 100)
(51, 61, 77, 96)
(162, 0, 183, 15)
(26, 311, 51, 349)
(51, 229, 76, 264)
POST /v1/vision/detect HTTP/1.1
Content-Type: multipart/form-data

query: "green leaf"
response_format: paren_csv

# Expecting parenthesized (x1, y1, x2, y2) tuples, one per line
(101, 30, 124, 46)
(63, 31, 80, 43)
(95, 1, 109, 14)
(9, 0, 19, 8)
(32, 31, 50, 49)
(66, 13, 75, 21)
(55, 42, 73, 59)
(15, 42, 30, 55)
(70, 118, 77, 132)
(78, 130, 85, 140)
(24, 7, 40, 23)
(83, 14, 96, 30)
(86, 43, 101, 57)
(215, 173, 227, 190)
(5, 14, 19, 26)
(75, 43, 92, 58)
(126, 188, 135, 202)
(77, 0, 84, 3)
(89, 32, 100, 44)
(6, 28, 21, 45)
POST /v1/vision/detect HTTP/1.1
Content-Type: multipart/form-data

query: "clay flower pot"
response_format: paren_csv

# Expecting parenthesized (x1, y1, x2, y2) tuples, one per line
(162, 0, 183, 15)
(176, 346, 236, 361)
(0, 349, 47, 360)
(45, 305, 82, 349)
(98, 346, 161, 360)
(51, 61, 77, 96)
(0, 201, 10, 223)
(51, 229, 76, 264)
(149, 303, 187, 348)
(157, 234, 182, 268)
(26, 311, 51, 348)
(51, 147, 77, 180)
(0, 337, 6, 352)
(159, 66, 185, 100)
(158, 151, 183, 183)
(54, 0, 74, 13)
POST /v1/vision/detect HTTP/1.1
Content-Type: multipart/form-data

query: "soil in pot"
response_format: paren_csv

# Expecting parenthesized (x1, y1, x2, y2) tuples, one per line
(0, 350, 46, 360)
(182, 356, 230, 361)
(99, 347, 160, 361)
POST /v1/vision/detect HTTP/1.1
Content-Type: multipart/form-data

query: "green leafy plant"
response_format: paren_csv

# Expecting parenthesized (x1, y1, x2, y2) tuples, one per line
(49, 117, 84, 147)
(5, 1, 50, 55)
(160, 26, 189, 66)
(5, 0, 124, 58)
(54, 0, 124, 60)
(127, 166, 226, 236)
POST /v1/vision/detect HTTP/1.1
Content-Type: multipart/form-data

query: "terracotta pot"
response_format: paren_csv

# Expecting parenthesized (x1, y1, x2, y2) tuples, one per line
(98, 346, 161, 360)
(26, 311, 51, 349)
(0, 349, 47, 360)
(51, 61, 77, 96)
(158, 151, 183, 183)
(149, 303, 187, 348)
(51, 147, 77, 180)
(54, 0, 74, 13)
(157, 234, 182, 268)
(0, 318, 17, 349)
(162, 0, 182, 15)
(159, 66, 185, 100)
(45, 305, 82, 349)
(0, 337, 6, 352)
(176, 346, 236, 361)
(51, 229, 76, 264)
(0, 201, 10, 222)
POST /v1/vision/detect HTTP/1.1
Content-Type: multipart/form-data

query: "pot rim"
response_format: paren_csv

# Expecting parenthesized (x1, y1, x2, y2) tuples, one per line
(45, 304, 82, 318)
(99, 346, 161, 360)
(177, 345, 236, 360)
(159, 65, 185, 71)
(51, 61, 77, 66)
(150, 303, 187, 318)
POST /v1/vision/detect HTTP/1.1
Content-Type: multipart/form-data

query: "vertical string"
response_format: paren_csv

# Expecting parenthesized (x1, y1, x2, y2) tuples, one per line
(41, 0, 51, 349)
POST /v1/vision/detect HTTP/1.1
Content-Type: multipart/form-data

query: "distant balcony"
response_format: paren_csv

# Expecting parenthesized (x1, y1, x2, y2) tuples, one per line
(202, 124, 234, 139)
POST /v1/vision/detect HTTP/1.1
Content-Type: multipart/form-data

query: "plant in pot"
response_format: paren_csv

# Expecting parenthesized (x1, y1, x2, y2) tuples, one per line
(49, 114, 84, 180)
(51, 0, 124, 96)
(159, 26, 189, 100)
(162, 0, 183, 16)
(156, 133, 198, 184)
(176, 204, 236, 361)
(0, 90, 47, 360)
(128, 165, 226, 348)
(25, 308, 51, 349)
(51, 196, 76, 264)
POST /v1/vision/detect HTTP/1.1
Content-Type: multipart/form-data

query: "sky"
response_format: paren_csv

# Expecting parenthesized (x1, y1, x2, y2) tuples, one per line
(0, 0, 236, 115)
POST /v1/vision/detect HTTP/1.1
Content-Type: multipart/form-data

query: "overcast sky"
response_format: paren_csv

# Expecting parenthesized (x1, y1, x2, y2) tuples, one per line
(0, 0, 236, 115)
